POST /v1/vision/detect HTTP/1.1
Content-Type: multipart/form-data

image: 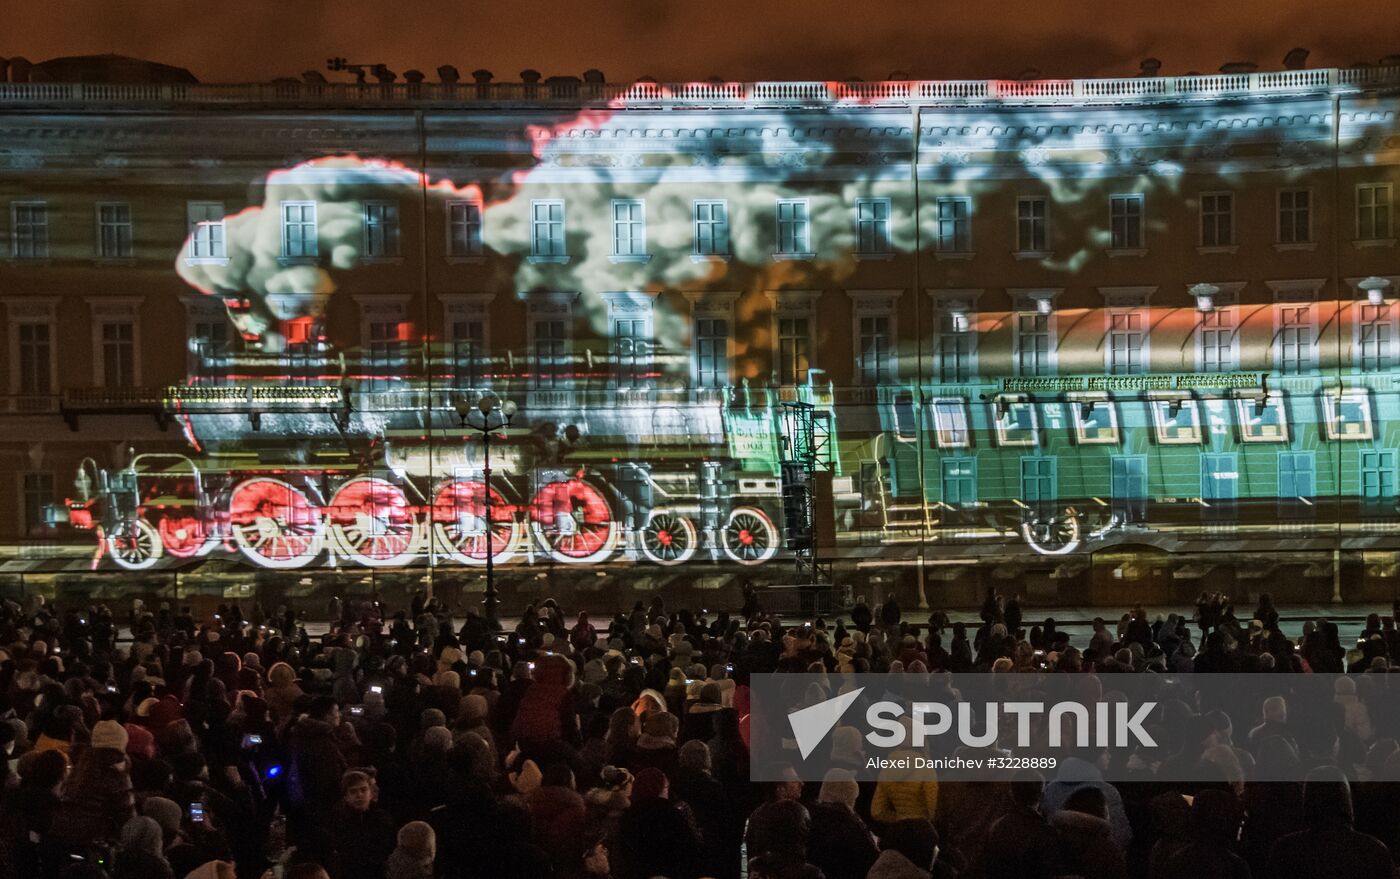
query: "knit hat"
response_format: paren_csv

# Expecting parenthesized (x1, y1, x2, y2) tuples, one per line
(432, 670, 461, 690)
(640, 711, 679, 743)
(831, 725, 864, 763)
(632, 767, 669, 801)
(818, 768, 859, 809)
(422, 726, 452, 752)
(420, 708, 447, 729)
(510, 758, 542, 796)
(135, 697, 160, 718)
(396, 820, 436, 858)
(124, 722, 156, 760)
(143, 796, 183, 838)
(91, 719, 129, 752)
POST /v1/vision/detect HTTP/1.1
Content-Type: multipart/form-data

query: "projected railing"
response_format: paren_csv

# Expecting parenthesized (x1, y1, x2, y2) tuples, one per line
(0, 67, 1396, 108)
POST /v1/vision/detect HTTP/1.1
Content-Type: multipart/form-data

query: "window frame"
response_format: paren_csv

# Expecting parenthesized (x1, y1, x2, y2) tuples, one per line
(529, 199, 569, 264)
(934, 196, 972, 254)
(362, 199, 401, 260)
(774, 198, 813, 259)
(1356, 183, 1394, 242)
(446, 199, 485, 260)
(21, 471, 55, 536)
(692, 199, 731, 259)
(854, 197, 893, 257)
(1198, 191, 1235, 250)
(1108, 193, 1145, 252)
(609, 199, 649, 263)
(279, 200, 319, 260)
(1015, 196, 1048, 255)
(10, 200, 49, 260)
(95, 202, 134, 260)
(1276, 188, 1313, 246)
(186, 201, 227, 264)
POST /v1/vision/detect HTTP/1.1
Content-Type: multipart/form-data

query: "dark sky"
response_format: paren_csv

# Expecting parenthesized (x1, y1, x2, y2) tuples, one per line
(6, 0, 1400, 84)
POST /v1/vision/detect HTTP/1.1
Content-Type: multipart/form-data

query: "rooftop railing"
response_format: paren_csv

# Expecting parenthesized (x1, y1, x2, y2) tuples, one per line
(0, 67, 1396, 110)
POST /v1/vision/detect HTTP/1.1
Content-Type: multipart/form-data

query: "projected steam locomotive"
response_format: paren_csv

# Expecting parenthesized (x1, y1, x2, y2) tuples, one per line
(61, 333, 1400, 573)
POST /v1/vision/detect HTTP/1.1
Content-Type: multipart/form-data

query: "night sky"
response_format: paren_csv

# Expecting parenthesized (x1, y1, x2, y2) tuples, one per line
(5, 0, 1400, 85)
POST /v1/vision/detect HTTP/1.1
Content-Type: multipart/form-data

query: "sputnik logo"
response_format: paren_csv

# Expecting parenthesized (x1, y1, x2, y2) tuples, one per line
(789, 687, 865, 759)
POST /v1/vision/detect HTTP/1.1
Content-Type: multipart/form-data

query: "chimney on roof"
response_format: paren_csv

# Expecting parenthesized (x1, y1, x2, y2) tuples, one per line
(1283, 48, 1310, 70)
(472, 69, 493, 84)
(1139, 58, 1162, 77)
(888, 70, 910, 81)
(371, 64, 397, 83)
(9, 57, 31, 83)
(301, 70, 327, 84)
(582, 68, 605, 84)
(437, 65, 460, 84)
(404, 69, 425, 83)
(520, 69, 541, 84)
(1219, 61, 1258, 74)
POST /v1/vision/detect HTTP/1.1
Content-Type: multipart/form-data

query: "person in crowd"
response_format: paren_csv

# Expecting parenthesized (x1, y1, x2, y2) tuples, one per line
(982, 769, 1060, 879)
(1267, 766, 1393, 879)
(1051, 786, 1126, 879)
(329, 769, 397, 879)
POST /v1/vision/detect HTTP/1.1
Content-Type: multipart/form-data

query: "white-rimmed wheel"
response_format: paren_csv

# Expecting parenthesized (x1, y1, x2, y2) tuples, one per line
(530, 479, 620, 564)
(108, 518, 163, 571)
(431, 480, 522, 566)
(720, 506, 779, 565)
(1021, 507, 1083, 556)
(327, 477, 425, 567)
(228, 478, 324, 569)
(639, 511, 699, 566)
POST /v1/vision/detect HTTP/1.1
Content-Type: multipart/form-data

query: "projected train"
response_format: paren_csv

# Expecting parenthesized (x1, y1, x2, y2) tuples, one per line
(60, 337, 1400, 573)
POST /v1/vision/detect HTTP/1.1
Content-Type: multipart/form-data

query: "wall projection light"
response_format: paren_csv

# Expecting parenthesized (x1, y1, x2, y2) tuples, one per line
(1190, 283, 1219, 313)
(1029, 292, 1054, 316)
(1360, 276, 1392, 306)
(946, 301, 970, 333)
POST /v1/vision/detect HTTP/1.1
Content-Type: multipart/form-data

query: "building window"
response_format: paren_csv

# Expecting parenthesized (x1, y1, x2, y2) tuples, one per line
(1277, 305, 1314, 374)
(11, 202, 48, 259)
(935, 312, 972, 382)
(935, 197, 971, 252)
(22, 472, 54, 535)
(1200, 192, 1234, 247)
(777, 317, 811, 385)
(1021, 457, 1057, 516)
(1111, 456, 1147, 523)
(192, 315, 231, 366)
(1109, 194, 1143, 250)
(533, 319, 568, 388)
(1358, 303, 1394, 372)
(366, 321, 406, 390)
(1107, 311, 1145, 375)
(612, 317, 651, 388)
(931, 399, 970, 448)
(530, 200, 567, 261)
(694, 317, 729, 387)
(100, 321, 136, 388)
(1358, 184, 1393, 241)
(857, 315, 893, 384)
(1198, 308, 1238, 373)
(363, 201, 399, 258)
(96, 203, 133, 259)
(1016, 197, 1047, 253)
(941, 459, 976, 508)
(855, 198, 892, 255)
(281, 201, 318, 258)
(611, 199, 647, 260)
(693, 200, 730, 257)
(1015, 312, 1051, 377)
(447, 201, 484, 257)
(1201, 453, 1239, 521)
(187, 202, 226, 261)
(1278, 189, 1311, 244)
(16, 322, 52, 395)
(451, 319, 484, 388)
(775, 199, 811, 256)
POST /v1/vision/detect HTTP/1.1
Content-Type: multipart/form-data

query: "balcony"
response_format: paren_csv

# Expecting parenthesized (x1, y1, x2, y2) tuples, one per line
(0, 395, 59, 415)
(0, 67, 1395, 111)
(59, 387, 167, 430)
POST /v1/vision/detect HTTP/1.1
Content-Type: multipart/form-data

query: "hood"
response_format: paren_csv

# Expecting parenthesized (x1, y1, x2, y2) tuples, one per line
(1052, 808, 1113, 841)
(531, 653, 575, 688)
(267, 662, 298, 688)
(867, 849, 932, 879)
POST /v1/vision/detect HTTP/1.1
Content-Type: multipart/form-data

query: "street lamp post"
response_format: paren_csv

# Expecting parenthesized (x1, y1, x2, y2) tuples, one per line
(454, 393, 517, 628)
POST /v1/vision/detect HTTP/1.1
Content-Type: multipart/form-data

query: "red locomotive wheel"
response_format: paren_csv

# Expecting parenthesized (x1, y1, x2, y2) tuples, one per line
(328, 477, 424, 567)
(228, 478, 324, 569)
(529, 479, 620, 564)
(431, 480, 521, 566)
(155, 514, 205, 558)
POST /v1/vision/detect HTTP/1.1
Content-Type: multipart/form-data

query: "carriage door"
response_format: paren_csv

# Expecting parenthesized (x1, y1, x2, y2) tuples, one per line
(1201, 453, 1238, 524)
(1020, 457, 1056, 520)
(1111, 456, 1147, 524)
(1361, 450, 1397, 517)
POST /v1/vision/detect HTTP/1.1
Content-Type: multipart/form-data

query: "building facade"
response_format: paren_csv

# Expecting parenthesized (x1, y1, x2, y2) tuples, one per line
(1, 69, 1398, 608)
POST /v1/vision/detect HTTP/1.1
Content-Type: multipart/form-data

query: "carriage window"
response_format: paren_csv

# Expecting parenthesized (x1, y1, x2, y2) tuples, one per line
(993, 396, 1038, 447)
(1150, 396, 1203, 445)
(930, 399, 970, 448)
(892, 390, 917, 441)
(1234, 392, 1289, 443)
(1070, 396, 1119, 445)
(1323, 388, 1373, 440)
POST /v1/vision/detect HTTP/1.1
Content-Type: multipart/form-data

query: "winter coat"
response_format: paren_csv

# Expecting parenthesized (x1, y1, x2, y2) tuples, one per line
(871, 767, 938, 827)
(50, 747, 136, 847)
(982, 805, 1061, 879)
(523, 785, 587, 867)
(613, 797, 703, 879)
(286, 717, 347, 814)
(1267, 825, 1393, 879)
(510, 656, 577, 749)
(867, 849, 931, 879)
(330, 802, 398, 879)
(1051, 809, 1126, 879)
(263, 663, 303, 723)
(807, 802, 879, 879)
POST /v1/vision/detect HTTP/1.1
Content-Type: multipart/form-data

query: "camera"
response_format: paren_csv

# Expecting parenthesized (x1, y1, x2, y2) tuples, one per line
(350, 705, 364, 716)
(369, 685, 383, 695)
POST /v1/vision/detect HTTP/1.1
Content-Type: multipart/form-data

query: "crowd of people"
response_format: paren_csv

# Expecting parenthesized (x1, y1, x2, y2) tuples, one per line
(0, 585, 1396, 879)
